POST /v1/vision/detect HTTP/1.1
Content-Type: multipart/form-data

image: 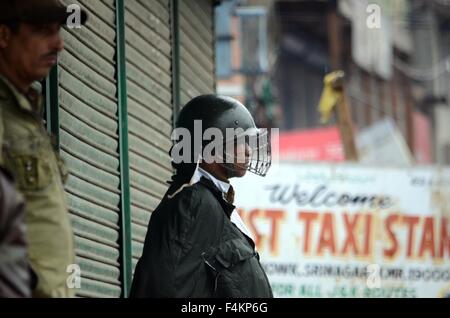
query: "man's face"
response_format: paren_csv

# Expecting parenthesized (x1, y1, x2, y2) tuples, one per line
(225, 141, 252, 178)
(0, 22, 64, 83)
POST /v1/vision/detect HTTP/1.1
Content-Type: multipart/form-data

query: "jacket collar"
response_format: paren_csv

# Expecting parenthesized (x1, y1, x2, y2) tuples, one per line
(0, 75, 43, 115)
(199, 177, 235, 219)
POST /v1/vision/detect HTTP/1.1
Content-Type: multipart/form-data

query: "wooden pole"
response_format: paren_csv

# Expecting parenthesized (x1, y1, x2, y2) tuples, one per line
(327, 9, 359, 161)
(336, 89, 359, 161)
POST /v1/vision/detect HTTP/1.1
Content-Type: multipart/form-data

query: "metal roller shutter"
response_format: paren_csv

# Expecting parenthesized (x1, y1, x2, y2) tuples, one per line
(124, 0, 173, 273)
(179, 0, 216, 106)
(59, 0, 121, 298)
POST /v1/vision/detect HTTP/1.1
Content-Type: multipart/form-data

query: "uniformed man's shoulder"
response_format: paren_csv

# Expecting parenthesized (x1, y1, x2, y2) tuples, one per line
(0, 77, 13, 100)
(0, 80, 16, 114)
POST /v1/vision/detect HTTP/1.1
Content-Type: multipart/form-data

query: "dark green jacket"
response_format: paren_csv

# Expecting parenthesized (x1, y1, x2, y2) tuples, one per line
(0, 76, 74, 297)
(130, 177, 273, 298)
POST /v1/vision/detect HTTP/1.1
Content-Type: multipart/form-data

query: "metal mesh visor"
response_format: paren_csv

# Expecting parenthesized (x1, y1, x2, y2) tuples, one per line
(222, 128, 272, 177)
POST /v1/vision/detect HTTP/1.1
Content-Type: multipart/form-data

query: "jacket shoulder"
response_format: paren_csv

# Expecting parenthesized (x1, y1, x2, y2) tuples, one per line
(163, 181, 226, 236)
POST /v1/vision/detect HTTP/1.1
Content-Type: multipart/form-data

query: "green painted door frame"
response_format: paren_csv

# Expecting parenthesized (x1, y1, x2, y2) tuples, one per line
(115, 0, 132, 298)
(45, 65, 60, 151)
(171, 0, 181, 127)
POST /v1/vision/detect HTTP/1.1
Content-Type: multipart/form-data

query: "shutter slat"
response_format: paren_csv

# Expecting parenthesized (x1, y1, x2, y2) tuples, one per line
(125, 0, 171, 40)
(77, 257, 120, 286)
(132, 240, 144, 259)
(60, 89, 118, 138)
(60, 1, 121, 298)
(180, 0, 212, 31)
(126, 63, 172, 105)
(75, 237, 120, 266)
(180, 42, 215, 82)
(126, 1, 172, 270)
(71, 214, 119, 248)
(179, 12, 213, 56)
(179, 0, 215, 101)
(127, 81, 172, 120)
(59, 69, 118, 116)
(126, 45, 172, 86)
(60, 130, 119, 173)
(136, 0, 170, 24)
(131, 223, 147, 243)
(128, 98, 172, 135)
(61, 29, 116, 80)
(180, 65, 215, 95)
(125, 10, 171, 57)
(67, 193, 119, 225)
(60, 51, 117, 98)
(131, 206, 152, 227)
(130, 170, 168, 198)
(77, 277, 121, 298)
(62, 151, 120, 191)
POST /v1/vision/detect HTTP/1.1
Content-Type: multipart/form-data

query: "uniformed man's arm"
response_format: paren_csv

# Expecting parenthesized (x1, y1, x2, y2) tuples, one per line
(0, 169, 31, 298)
(0, 108, 4, 166)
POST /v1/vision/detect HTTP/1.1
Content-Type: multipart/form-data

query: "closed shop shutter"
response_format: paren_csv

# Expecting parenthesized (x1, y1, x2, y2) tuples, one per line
(179, 0, 216, 106)
(124, 0, 173, 273)
(59, 0, 121, 298)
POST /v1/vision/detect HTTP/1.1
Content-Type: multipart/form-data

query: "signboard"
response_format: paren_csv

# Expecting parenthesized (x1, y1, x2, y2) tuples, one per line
(279, 127, 344, 162)
(233, 163, 450, 298)
(356, 118, 414, 166)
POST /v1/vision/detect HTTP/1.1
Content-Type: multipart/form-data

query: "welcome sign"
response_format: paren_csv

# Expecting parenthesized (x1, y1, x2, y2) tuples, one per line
(233, 163, 450, 298)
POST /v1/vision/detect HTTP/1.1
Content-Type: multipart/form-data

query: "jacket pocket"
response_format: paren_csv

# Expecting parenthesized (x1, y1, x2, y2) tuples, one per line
(202, 238, 257, 298)
(9, 153, 52, 191)
(4, 137, 53, 192)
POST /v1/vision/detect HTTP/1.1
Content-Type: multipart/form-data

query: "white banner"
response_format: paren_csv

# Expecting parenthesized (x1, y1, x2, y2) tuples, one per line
(233, 163, 450, 298)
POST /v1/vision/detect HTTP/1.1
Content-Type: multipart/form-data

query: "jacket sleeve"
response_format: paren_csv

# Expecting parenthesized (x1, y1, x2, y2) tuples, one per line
(130, 185, 206, 298)
(170, 187, 227, 297)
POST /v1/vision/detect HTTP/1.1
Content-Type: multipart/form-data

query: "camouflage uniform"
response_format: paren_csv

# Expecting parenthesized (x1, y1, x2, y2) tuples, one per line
(0, 76, 75, 297)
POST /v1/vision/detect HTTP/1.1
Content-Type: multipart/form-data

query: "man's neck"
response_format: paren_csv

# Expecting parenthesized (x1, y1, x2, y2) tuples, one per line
(199, 163, 229, 183)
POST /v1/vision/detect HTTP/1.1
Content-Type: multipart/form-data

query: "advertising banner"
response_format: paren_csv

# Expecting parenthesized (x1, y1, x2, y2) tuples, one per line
(233, 163, 450, 298)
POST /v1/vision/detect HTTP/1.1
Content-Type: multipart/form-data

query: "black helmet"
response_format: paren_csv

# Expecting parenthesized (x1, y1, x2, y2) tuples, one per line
(171, 94, 271, 177)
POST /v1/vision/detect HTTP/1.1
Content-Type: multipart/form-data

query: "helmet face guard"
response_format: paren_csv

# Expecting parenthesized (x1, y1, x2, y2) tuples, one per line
(219, 128, 272, 177)
(247, 129, 272, 177)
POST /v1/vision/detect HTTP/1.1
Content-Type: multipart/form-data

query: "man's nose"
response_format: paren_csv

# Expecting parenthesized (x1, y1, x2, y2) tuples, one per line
(54, 34, 64, 52)
(51, 30, 64, 52)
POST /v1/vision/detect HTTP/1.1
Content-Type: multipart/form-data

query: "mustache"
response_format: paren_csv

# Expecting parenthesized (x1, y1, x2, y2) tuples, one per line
(42, 52, 59, 59)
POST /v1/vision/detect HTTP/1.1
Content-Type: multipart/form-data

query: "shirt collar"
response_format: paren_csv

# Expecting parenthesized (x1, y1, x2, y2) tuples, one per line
(168, 161, 232, 200)
(192, 166, 231, 194)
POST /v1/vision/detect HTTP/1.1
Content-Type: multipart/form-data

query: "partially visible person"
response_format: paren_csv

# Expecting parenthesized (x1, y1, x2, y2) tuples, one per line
(0, 167, 31, 298)
(0, 0, 87, 297)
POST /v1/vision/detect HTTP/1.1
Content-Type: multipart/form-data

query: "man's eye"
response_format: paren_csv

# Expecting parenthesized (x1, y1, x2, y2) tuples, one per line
(34, 25, 54, 34)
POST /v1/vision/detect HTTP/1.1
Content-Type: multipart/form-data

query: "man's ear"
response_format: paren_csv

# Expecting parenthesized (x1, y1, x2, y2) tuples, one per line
(0, 25, 11, 49)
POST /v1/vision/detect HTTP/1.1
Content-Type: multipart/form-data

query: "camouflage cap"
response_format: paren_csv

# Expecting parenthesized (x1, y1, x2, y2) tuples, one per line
(0, 0, 88, 26)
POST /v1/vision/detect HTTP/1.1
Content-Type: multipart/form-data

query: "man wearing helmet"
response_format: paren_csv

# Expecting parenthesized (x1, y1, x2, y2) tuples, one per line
(130, 95, 273, 298)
